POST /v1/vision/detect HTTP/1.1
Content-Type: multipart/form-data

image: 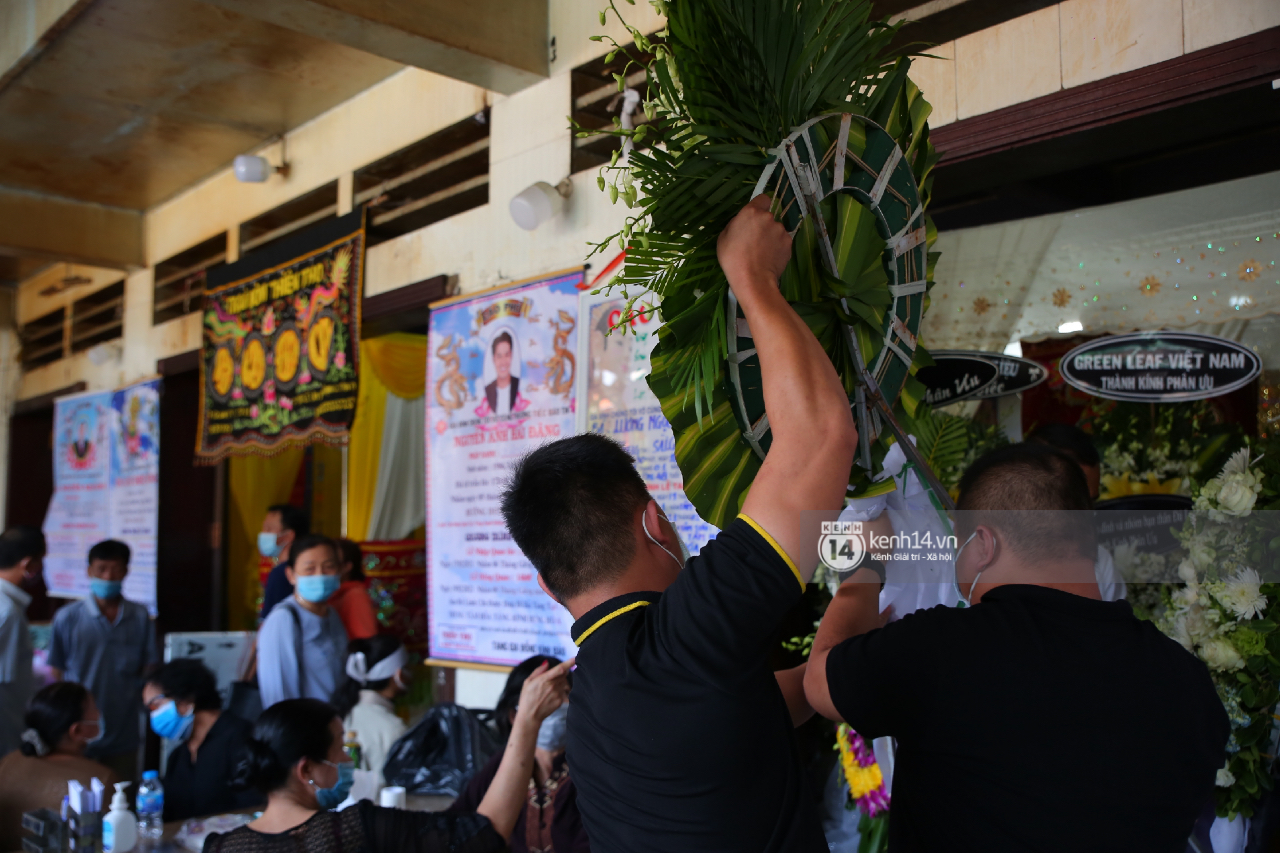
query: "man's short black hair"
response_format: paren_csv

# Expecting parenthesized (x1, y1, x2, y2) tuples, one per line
(148, 658, 222, 711)
(88, 539, 131, 567)
(267, 504, 310, 536)
(1026, 423, 1100, 467)
(492, 331, 513, 354)
(957, 443, 1096, 562)
(0, 527, 45, 569)
(501, 433, 651, 599)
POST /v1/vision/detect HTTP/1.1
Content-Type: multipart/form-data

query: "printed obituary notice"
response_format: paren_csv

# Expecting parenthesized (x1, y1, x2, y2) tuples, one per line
(576, 286, 717, 556)
(44, 391, 111, 600)
(426, 270, 583, 667)
(43, 379, 160, 613)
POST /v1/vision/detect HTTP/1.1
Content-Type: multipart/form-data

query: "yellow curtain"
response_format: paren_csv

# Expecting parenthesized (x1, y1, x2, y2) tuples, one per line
(346, 344, 387, 542)
(363, 333, 427, 399)
(227, 448, 305, 630)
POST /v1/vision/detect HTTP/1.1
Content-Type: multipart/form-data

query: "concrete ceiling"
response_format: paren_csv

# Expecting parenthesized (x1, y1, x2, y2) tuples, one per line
(0, 0, 549, 277)
(0, 0, 403, 211)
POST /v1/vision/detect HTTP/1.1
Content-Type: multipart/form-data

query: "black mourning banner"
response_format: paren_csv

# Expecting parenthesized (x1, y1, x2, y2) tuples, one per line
(916, 352, 999, 406)
(1094, 495, 1193, 556)
(1059, 331, 1260, 403)
(196, 211, 365, 462)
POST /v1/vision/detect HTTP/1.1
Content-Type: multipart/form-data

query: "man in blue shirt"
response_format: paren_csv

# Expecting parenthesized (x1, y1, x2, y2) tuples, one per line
(0, 527, 44, 756)
(49, 539, 158, 786)
(258, 504, 308, 620)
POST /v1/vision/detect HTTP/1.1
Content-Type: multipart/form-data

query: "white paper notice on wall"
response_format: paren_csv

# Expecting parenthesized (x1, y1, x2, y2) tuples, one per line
(575, 283, 718, 559)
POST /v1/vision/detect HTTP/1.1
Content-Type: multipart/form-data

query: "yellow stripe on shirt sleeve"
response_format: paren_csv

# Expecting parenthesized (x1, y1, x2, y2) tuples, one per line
(738, 514, 805, 591)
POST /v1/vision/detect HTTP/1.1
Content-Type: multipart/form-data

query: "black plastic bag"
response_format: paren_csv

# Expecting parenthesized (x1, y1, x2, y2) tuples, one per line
(382, 703, 500, 797)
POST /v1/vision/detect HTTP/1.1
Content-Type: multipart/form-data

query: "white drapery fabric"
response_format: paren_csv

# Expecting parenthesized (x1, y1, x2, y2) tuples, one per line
(367, 391, 425, 541)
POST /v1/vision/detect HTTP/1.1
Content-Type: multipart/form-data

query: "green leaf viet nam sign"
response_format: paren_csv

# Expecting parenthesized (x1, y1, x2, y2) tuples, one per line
(196, 211, 365, 462)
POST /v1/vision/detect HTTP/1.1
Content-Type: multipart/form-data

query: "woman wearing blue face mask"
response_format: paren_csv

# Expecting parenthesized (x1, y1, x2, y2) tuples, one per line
(207, 663, 572, 853)
(0, 683, 117, 851)
(449, 656, 590, 853)
(143, 658, 264, 821)
(256, 535, 349, 709)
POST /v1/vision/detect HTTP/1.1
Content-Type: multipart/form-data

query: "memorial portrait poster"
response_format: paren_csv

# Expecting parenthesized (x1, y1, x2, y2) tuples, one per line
(425, 269, 583, 666)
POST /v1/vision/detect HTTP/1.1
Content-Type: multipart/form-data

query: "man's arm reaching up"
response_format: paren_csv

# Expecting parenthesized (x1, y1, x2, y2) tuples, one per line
(720, 195, 859, 581)
(804, 568, 885, 721)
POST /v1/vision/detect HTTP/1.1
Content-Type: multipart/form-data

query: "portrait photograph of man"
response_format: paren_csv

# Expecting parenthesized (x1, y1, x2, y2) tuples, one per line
(475, 327, 529, 418)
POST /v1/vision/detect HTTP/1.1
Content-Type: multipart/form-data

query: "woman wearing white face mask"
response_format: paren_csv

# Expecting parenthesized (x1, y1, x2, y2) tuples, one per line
(256, 535, 349, 708)
(448, 656, 590, 853)
(143, 658, 264, 821)
(0, 682, 116, 850)
(333, 635, 409, 788)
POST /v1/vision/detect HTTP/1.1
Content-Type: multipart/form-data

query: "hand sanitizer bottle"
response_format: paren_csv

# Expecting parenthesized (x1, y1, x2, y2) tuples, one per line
(102, 782, 137, 853)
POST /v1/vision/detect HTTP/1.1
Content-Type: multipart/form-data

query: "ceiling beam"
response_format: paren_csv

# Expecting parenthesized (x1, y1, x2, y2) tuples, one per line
(0, 186, 145, 271)
(198, 0, 549, 95)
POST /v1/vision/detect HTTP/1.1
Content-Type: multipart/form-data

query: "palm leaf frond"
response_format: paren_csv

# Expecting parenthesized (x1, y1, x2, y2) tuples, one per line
(582, 0, 941, 527)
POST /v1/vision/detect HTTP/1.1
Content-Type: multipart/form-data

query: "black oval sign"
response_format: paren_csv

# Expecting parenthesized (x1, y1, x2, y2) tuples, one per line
(962, 352, 1049, 399)
(1094, 495, 1193, 556)
(916, 352, 998, 406)
(1060, 331, 1260, 402)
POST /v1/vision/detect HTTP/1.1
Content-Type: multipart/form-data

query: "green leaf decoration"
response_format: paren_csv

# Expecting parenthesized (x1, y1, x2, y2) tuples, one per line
(906, 404, 1010, 496)
(913, 408, 970, 478)
(582, 0, 941, 528)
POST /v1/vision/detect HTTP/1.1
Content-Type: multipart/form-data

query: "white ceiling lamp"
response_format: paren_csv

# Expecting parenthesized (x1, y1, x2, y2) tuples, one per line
(510, 178, 574, 231)
(234, 136, 291, 183)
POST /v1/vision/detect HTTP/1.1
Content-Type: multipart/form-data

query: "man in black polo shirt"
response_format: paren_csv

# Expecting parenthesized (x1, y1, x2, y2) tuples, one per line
(805, 444, 1229, 852)
(501, 195, 857, 851)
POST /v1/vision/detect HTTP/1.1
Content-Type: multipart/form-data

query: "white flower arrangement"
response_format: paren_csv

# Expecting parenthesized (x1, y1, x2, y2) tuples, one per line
(1194, 448, 1264, 521)
(1148, 446, 1280, 819)
(1217, 568, 1267, 621)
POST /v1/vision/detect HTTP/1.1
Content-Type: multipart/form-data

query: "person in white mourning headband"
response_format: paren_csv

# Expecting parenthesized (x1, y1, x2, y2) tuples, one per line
(333, 635, 410, 789)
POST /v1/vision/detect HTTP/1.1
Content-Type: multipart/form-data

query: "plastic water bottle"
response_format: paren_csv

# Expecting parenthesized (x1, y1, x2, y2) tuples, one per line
(136, 771, 164, 840)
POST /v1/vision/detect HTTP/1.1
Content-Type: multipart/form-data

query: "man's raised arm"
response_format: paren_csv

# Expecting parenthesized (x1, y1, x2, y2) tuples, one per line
(804, 569, 884, 720)
(720, 195, 858, 581)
